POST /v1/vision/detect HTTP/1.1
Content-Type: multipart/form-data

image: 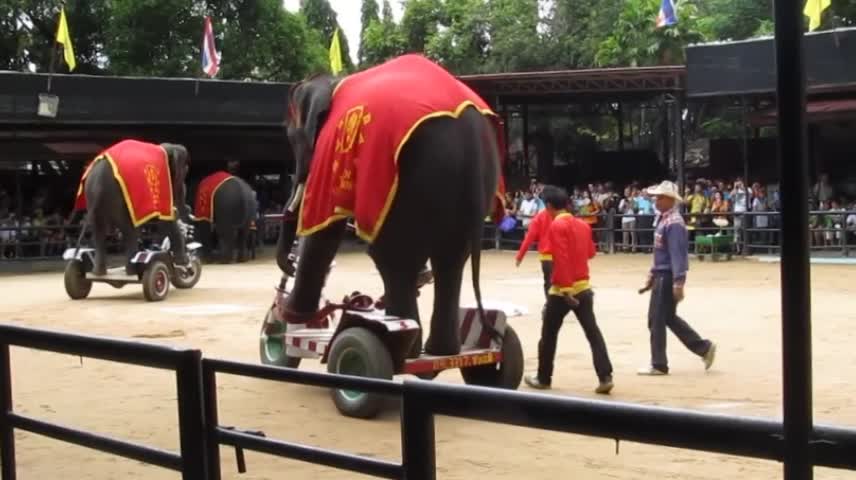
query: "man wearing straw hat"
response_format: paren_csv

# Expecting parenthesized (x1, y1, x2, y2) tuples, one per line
(637, 180, 717, 376)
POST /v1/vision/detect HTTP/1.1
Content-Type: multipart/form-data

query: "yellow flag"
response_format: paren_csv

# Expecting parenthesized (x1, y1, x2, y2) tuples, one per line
(329, 27, 343, 75)
(55, 7, 76, 71)
(804, 0, 831, 31)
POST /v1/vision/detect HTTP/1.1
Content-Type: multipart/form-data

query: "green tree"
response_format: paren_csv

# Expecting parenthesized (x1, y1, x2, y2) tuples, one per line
(484, 0, 545, 72)
(424, 0, 490, 74)
(2, 0, 109, 74)
(594, 0, 708, 67)
(300, 0, 354, 71)
(358, 0, 379, 64)
(543, 0, 623, 69)
(105, 0, 199, 76)
(399, 0, 442, 53)
(207, 0, 326, 81)
(360, 17, 405, 67)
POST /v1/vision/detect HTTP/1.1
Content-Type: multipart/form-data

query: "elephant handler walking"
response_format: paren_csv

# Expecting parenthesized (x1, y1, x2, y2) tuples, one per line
(515, 204, 555, 299)
(524, 186, 615, 395)
(637, 180, 717, 376)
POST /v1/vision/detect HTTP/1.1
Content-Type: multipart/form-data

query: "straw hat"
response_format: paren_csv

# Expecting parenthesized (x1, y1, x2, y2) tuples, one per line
(646, 180, 683, 202)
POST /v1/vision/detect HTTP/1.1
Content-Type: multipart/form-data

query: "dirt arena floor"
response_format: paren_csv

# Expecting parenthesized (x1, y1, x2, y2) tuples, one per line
(3, 249, 856, 479)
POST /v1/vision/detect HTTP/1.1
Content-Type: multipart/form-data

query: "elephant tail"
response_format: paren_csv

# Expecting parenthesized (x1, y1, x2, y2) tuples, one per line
(470, 113, 503, 345)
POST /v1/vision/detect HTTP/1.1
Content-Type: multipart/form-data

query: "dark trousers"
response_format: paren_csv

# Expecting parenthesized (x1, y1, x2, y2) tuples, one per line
(537, 290, 613, 384)
(540, 260, 553, 299)
(647, 272, 712, 372)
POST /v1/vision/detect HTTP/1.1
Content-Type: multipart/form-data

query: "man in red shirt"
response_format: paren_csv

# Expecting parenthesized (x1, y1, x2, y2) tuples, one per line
(515, 207, 554, 299)
(524, 186, 614, 394)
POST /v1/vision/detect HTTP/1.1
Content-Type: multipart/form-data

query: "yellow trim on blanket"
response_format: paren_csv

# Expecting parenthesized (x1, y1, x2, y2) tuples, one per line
(539, 253, 553, 261)
(297, 99, 499, 242)
(93, 147, 175, 228)
(548, 280, 591, 297)
(197, 175, 234, 223)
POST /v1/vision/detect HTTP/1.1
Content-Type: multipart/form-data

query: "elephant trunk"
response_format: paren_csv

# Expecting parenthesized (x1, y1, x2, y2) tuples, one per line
(275, 183, 304, 274)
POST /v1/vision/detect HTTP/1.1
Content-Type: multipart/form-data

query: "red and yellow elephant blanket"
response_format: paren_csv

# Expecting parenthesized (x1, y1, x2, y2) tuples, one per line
(73, 139, 175, 227)
(297, 54, 506, 243)
(194, 171, 234, 222)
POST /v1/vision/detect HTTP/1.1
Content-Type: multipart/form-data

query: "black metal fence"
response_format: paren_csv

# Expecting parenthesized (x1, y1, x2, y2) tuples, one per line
(0, 323, 207, 480)
(2, 322, 856, 480)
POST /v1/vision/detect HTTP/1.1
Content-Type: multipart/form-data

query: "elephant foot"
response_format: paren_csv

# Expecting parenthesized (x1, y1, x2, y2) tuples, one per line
(125, 263, 136, 276)
(423, 334, 461, 357)
(405, 329, 423, 359)
(93, 266, 107, 277)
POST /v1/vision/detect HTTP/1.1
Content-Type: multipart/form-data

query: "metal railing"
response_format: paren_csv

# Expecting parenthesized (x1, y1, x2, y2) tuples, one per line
(0, 323, 208, 480)
(491, 210, 856, 258)
(2, 323, 856, 479)
(201, 358, 404, 479)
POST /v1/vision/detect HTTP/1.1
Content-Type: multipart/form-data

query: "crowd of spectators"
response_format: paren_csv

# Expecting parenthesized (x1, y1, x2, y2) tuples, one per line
(498, 174, 856, 253)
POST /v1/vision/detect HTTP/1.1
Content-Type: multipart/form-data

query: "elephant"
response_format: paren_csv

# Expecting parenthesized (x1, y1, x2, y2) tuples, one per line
(192, 171, 259, 264)
(274, 54, 505, 358)
(75, 139, 191, 276)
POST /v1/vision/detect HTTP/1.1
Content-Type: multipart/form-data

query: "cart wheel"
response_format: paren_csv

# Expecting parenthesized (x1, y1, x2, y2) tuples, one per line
(172, 257, 202, 289)
(326, 327, 394, 419)
(142, 261, 170, 302)
(460, 325, 523, 389)
(259, 308, 301, 368)
(64, 260, 92, 300)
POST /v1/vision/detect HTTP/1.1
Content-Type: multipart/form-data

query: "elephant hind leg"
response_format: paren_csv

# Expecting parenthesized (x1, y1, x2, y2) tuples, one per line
(120, 225, 139, 275)
(424, 251, 467, 357)
(90, 212, 109, 276)
(235, 228, 248, 263)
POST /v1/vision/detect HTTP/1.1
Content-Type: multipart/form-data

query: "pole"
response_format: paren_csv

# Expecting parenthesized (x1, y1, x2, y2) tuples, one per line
(742, 97, 749, 185)
(175, 350, 208, 480)
(772, 1, 813, 479)
(1, 344, 16, 480)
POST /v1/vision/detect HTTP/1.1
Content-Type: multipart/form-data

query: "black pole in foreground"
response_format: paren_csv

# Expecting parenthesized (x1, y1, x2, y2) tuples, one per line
(772, 1, 813, 479)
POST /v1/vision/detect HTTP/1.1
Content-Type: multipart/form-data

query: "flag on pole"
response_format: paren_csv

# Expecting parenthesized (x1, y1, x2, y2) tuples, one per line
(202, 16, 221, 77)
(656, 0, 678, 28)
(55, 7, 76, 71)
(329, 27, 343, 75)
(804, 0, 831, 31)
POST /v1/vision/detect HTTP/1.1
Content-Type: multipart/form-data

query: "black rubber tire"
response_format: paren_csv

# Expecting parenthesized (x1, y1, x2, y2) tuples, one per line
(460, 325, 524, 390)
(142, 261, 170, 302)
(259, 308, 302, 368)
(326, 327, 394, 419)
(64, 260, 92, 300)
(172, 257, 202, 289)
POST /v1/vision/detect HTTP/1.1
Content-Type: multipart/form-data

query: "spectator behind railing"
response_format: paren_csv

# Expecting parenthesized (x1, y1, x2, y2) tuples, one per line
(618, 187, 638, 253)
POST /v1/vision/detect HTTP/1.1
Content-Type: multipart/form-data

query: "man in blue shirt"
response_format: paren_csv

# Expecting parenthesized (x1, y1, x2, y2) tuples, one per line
(638, 180, 717, 376)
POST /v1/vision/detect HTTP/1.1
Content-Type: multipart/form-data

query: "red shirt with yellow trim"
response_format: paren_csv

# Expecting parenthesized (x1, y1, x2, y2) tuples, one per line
(544, 211, 596, 296)
(515, 209, 554, 262)
(297, 54, 506, 243)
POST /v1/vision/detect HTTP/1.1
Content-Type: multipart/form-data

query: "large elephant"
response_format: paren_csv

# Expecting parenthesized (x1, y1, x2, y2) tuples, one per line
(75, 139, 190, 276)
(275, 54, 505, 357)
(192, 171, 258, 263)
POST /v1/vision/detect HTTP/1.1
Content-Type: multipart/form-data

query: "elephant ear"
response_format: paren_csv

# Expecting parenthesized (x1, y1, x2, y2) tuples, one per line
(289, 77, 335, 150)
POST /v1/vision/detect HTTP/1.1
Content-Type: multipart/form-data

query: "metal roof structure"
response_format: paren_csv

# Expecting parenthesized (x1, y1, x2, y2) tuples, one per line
(459, 66, 686, 101)
(686, 27, 856, 98)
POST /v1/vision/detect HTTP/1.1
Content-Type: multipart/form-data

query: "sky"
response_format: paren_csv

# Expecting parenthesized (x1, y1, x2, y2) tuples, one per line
(283, 0, 404, 65)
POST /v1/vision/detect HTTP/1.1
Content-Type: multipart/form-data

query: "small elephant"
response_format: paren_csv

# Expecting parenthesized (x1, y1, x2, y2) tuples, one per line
(192, 171, 258, 263)
(276, 54, 506, 358)
(74, 139, 190, 276)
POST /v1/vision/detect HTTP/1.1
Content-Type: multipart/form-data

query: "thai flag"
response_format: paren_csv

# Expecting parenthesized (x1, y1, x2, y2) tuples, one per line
(656, 0, 677, 28)
(201, 16, 220, 77)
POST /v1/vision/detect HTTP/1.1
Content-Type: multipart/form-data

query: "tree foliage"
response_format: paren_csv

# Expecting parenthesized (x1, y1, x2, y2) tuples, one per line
(3, 0, 856, 79)
(300, 0, 354, 72)
(358, 0, 380, 64)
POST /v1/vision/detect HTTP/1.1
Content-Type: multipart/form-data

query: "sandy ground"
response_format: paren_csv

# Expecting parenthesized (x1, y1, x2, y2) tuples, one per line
(2, 249, 856, 479)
